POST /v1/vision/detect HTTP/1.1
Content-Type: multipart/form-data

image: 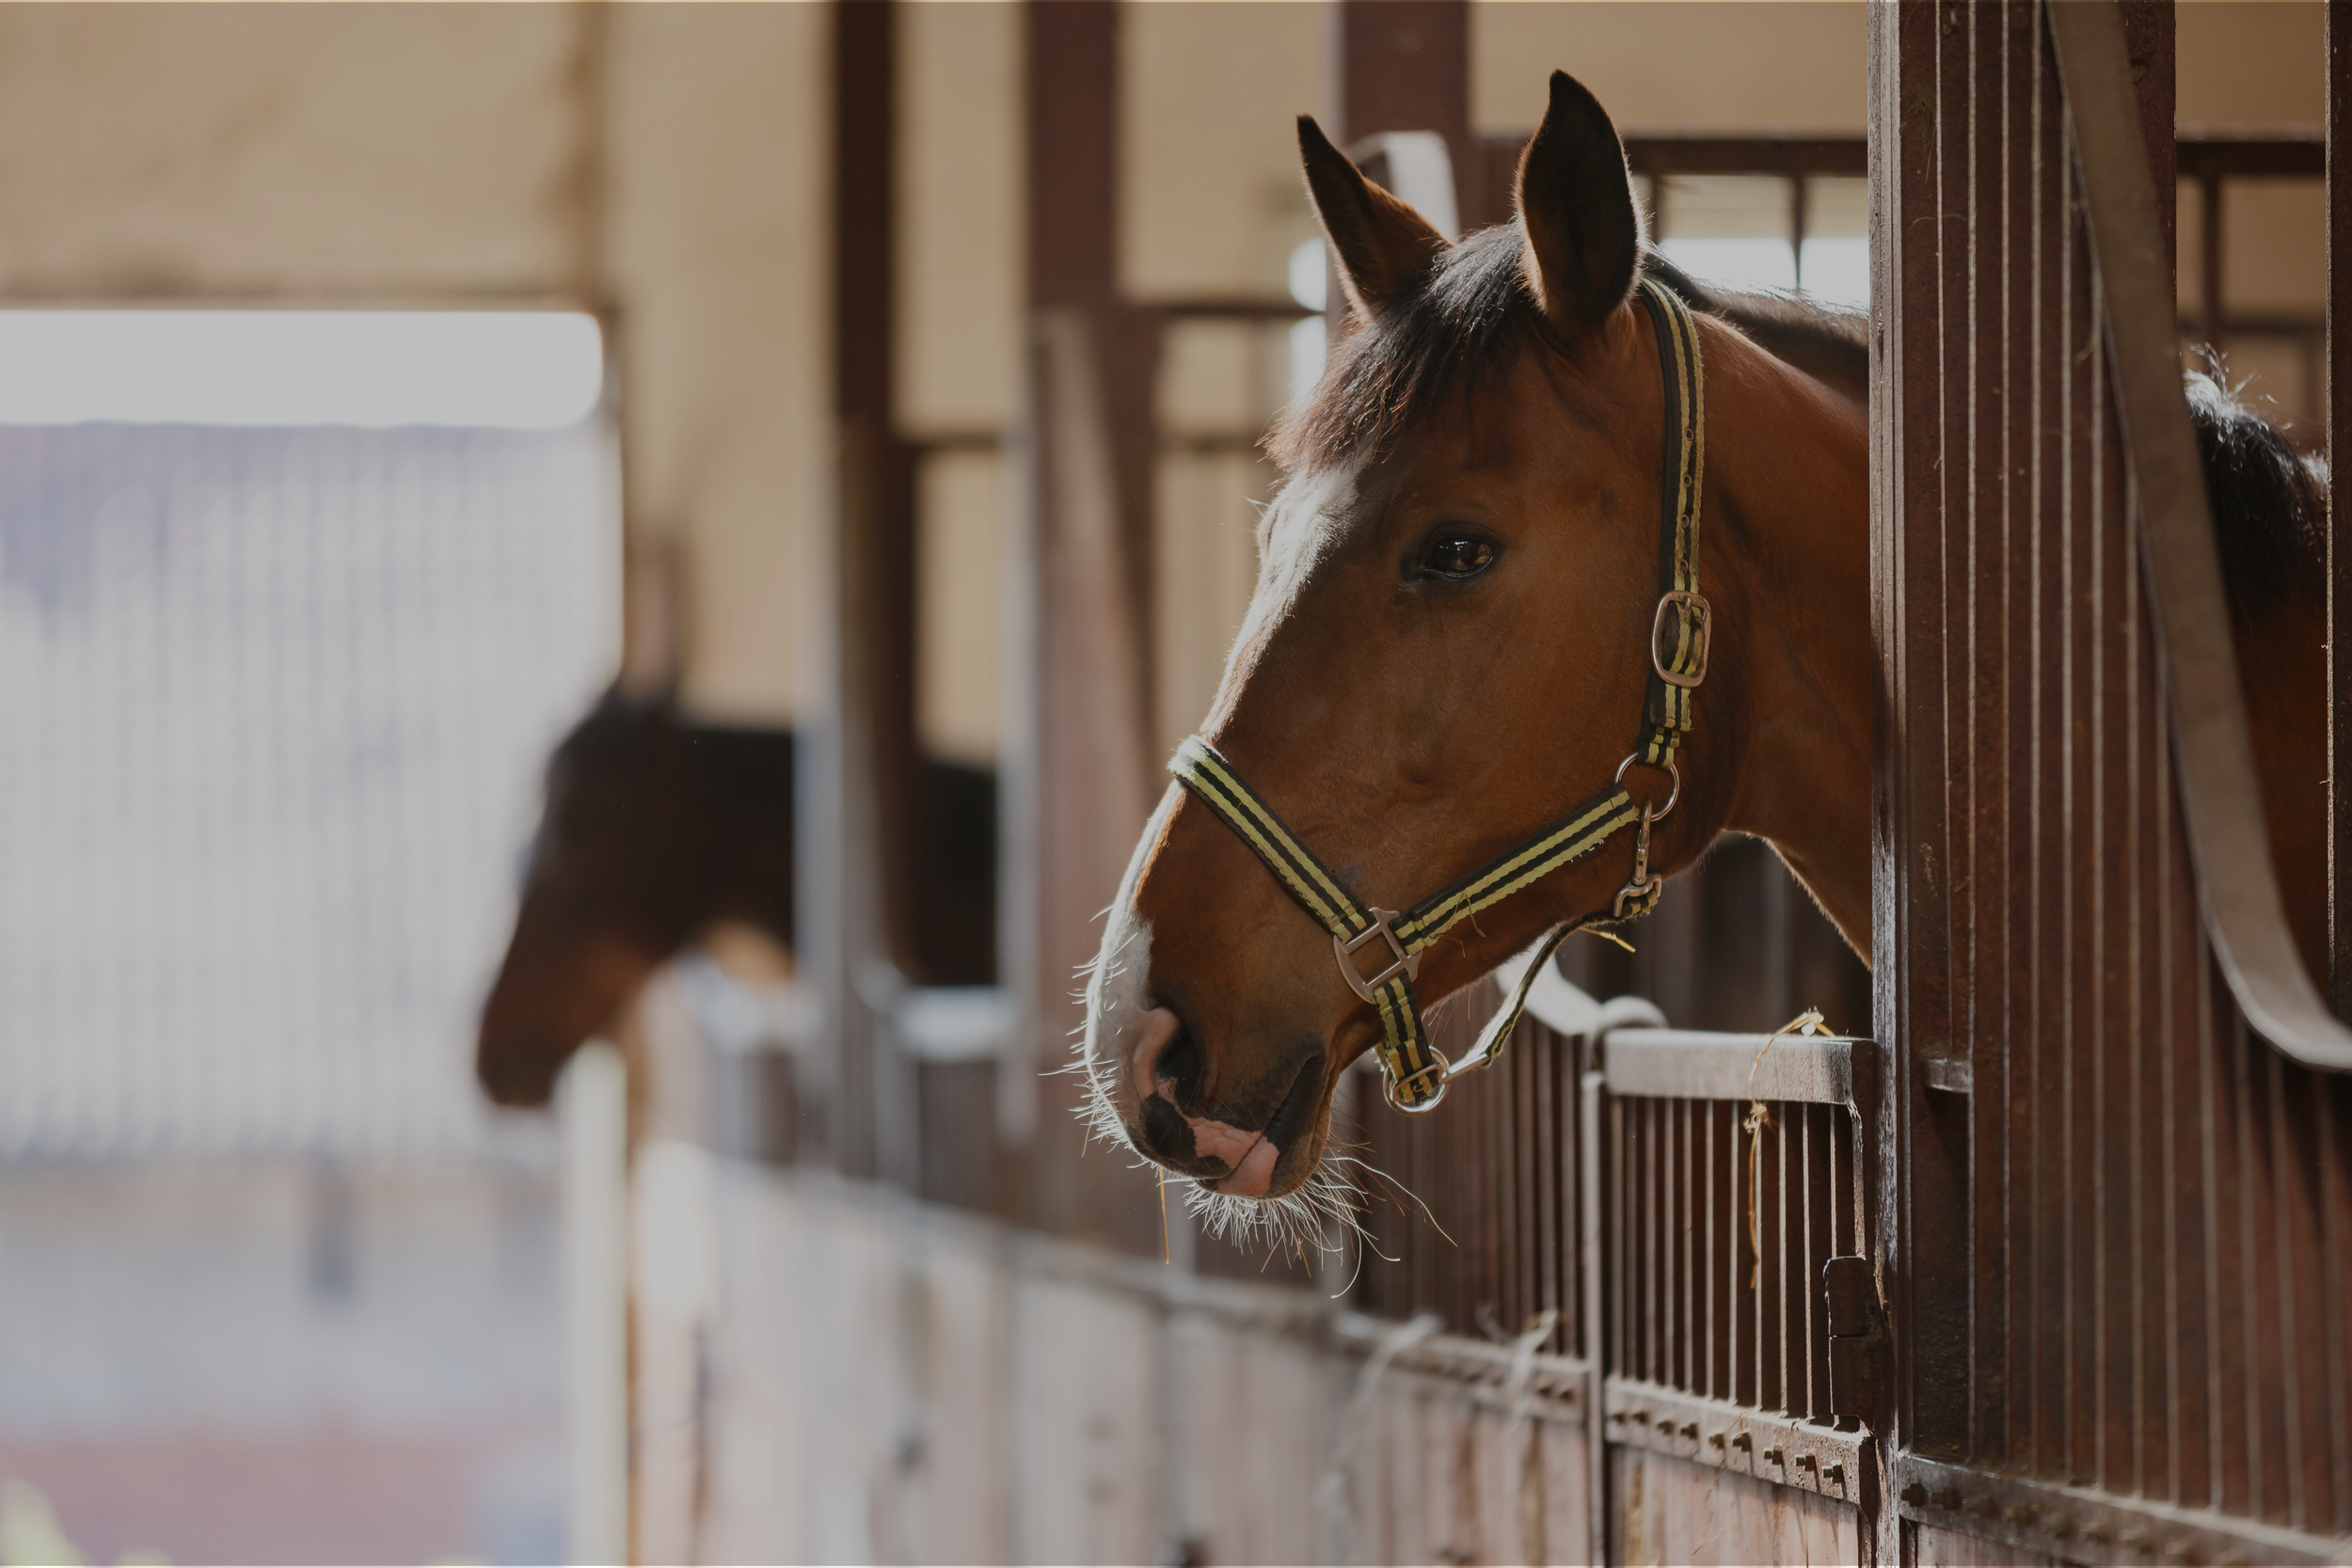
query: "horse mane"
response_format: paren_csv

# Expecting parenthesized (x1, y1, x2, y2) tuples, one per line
(1270, 226, 2319, 613)
(2186, 371, 2326, 617)
(1270, 230, 1870, 472)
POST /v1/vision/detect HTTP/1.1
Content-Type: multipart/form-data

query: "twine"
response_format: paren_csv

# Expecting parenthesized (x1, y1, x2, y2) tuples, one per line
(1745, 1009, 1827, 1289)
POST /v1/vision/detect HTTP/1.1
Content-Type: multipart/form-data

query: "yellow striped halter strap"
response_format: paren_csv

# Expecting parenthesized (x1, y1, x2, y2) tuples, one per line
(1168, 277, 1708, 1116)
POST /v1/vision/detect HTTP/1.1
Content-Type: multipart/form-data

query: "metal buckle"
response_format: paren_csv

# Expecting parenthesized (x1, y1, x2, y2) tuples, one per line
(1650, 590, 1711, 689)
(1382, 1045, 1452, 1115)
(1333, 908, 1421, 1004)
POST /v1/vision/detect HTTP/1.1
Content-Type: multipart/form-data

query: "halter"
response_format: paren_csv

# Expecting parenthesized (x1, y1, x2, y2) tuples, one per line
(1169, 276, 1708, 1115)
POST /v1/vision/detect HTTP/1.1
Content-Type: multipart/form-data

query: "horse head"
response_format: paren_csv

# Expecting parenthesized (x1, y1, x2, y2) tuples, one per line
(1081, 71, 1874, 1240)
(476, 691, 776, 1107)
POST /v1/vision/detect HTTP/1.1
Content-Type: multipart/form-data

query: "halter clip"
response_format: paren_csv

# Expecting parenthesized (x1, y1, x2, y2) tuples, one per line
(1334, 907, 1421, 1003)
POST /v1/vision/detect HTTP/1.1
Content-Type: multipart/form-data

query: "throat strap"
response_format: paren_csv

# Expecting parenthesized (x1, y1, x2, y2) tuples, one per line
(1168, 277, 1708, 1113)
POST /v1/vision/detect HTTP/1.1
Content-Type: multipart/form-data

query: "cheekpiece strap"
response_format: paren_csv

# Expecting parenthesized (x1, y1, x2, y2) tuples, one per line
(1165, 273, 1708, 1114)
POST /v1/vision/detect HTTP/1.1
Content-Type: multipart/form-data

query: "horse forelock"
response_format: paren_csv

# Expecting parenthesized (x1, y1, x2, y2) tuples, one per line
(1272, 226, 1543, 474)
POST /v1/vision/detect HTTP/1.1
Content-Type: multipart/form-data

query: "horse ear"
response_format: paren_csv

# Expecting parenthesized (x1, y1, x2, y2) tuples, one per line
(1297, 116, 1450, 316)
(1514, 71, 1641, 340)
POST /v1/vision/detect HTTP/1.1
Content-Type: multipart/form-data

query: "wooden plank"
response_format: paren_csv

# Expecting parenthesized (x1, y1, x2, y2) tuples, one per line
(1009, 1274, 1165, 1565)
(1604, 1376, 1869, 1505)
(902, 1236, 1015, 1565)
(1601, 1030, 1867, 1109)
(1611, 1447, 1861, 1567)
(1911, 1520, 2064, 1568)
(1165, 1312, 1327, 1566)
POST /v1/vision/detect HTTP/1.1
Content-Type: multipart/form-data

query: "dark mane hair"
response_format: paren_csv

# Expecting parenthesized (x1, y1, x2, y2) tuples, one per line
(2187, 370, 2326, 617)
(1270, 223, 2322, 612)
(1268, 231, 1869, 473)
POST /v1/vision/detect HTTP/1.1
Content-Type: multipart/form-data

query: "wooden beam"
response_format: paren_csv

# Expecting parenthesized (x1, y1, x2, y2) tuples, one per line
(1334, 0, 1471, 215)
(813, 0, 919, 1183)
(1009, 0, 1159, 1251)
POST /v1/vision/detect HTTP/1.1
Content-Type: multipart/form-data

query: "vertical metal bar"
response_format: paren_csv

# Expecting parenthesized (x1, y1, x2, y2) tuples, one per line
(2328, 0, 2352, 1020)
(1788, 172, 1810, 295)
(1684, 1098, 1696, 1391)
(1645, 1096, 1658, 1385)
(2026, 8, 2064, 1481)
(2232, 1011, 2273, 1518)
(2321, 1078, 2352, 1533)
(1613, 1095, 1629, 1386)
(1772, 1100, 1788, 1412)
(1729, 1104, 1743, 1405)
(2266, 1050, 2313, 1529)
(2199, 169, 2225, 356)
(1705, 1099, 1720, 1395)
(1803, 1102, 1819, 1420)
(1756, 1101, 1769, 1413)
(1581, 1069, 1609, 1568)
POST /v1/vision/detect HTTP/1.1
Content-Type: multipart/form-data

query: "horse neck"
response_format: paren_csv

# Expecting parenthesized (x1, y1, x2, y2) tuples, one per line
(1691, 317, 1875, 960)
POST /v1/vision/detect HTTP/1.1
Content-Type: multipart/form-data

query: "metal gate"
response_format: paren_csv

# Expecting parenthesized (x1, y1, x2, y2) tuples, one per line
(1346, 4, 2352, 1562)
(1352, 974, 1882, 1561)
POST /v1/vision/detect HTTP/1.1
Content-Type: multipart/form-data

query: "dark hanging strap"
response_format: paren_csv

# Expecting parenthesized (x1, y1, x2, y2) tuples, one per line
(1168, 277, 1708, 1114)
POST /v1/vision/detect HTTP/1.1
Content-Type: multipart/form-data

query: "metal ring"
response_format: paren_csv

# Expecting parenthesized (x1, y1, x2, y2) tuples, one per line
(1382, 1047, 1453, 1116)
(1614, 753, 1682, 821)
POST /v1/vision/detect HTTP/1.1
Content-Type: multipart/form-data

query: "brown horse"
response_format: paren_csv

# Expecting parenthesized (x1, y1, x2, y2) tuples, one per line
(475, 690, 998, 1107)
(1080, 71, 2326, 1242)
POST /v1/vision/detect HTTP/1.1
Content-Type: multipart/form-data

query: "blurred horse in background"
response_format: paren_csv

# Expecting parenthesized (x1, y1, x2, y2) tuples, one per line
(475, 690, 996, 1107)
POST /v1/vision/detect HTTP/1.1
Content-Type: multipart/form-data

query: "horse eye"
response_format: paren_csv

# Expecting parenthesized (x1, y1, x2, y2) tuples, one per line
(1423, 533, 1495, 578)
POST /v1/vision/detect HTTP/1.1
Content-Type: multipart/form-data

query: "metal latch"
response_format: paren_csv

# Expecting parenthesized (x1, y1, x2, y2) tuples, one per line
(1823, 1255, 1884, 1420)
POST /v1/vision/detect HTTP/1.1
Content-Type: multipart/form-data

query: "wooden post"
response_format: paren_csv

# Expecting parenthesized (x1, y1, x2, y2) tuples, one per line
(1333, 0, 1472, 217)
(1007, 0, 1160, 1250)
(810, 0, 920, 1184)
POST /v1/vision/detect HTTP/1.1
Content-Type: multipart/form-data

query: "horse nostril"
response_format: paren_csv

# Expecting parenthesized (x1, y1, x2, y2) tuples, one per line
(1137, 1092, 1197, 1162)
(1151, 1010, 1205, 1107)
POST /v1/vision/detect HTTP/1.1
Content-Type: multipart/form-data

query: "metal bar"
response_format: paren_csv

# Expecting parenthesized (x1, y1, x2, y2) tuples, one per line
(1581, 1069, 1608, 1568)
(2333, 0, 2352, 1020)
(1678, 1097, 1692, 1391)
(1776, 1106, 1791, 1414)
(2044, 0, 2352, 1074)
(1733, 1103, 1750, 1404)
(1486, 132, 2311, 189)
(1705, 1100, 1720, 1398)
(2199, 168, 2226, 356)
(1802, 1103, 1819, 1422)
(1602, 1029, 1868, 1107)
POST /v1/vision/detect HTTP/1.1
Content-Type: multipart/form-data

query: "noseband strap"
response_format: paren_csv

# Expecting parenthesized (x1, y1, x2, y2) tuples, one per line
(1169, 277, 1708, 1114)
